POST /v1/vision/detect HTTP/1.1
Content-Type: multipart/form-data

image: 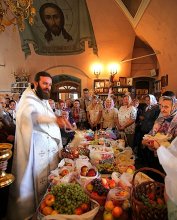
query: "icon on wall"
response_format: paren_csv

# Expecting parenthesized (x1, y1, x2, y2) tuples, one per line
(126, 78, 133, 86)
(161, 74, 168, 87)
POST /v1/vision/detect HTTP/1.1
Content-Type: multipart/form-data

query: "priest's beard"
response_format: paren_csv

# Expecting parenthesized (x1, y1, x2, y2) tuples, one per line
(50, 25, 62, 36)
(36, 84, 50, 100)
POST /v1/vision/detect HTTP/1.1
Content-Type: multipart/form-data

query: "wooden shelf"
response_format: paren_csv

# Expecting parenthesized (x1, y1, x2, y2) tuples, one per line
(94, 79, 133, 100)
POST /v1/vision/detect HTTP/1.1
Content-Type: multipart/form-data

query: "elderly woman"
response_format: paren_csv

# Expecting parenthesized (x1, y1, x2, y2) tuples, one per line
(143, 96, 177, 147)
(101, 97, 118, 130)
(87, 95, 103, 130)
(142, 96, 177, 180)
(117, 95, 137, 148)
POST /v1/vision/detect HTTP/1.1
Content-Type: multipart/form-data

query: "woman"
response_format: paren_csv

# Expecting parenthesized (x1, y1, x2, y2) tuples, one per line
(138, 94, 160, 164)
(142, 96, 177, 179)
(117, 95, 137, 148)
(140, 94, 160, 134)
(87, 95, 103, 131)
(101, 97, 118, 130)
(143, 96, 177, 146)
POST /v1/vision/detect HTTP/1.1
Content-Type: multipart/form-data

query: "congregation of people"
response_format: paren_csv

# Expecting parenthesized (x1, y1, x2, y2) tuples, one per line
(1, 88, 177, 167)
(1, 75, 177, 219)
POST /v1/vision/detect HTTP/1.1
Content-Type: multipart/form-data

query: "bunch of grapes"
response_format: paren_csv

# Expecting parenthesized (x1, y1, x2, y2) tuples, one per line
(51, 183, 90, 214)
(91, 179, 109, 196)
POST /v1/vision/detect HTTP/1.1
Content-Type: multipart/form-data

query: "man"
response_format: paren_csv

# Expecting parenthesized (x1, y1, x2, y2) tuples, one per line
(79, 88, 92, 111)
(7, 72, 63, 220)
(39, 2, 73, 43)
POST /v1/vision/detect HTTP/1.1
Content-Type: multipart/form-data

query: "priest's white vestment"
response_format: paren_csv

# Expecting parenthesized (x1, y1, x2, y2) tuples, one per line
(7, 88, 63, 220)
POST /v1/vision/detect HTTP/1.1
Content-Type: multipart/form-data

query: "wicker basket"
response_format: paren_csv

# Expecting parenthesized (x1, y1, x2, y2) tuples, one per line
(131, 167, 168, 220)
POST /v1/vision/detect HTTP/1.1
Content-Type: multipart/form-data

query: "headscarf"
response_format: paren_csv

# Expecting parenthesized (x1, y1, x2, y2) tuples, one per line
(154, 97, 177, 138)
(145, 94, 158, 111)
(104, 97, 114, 110)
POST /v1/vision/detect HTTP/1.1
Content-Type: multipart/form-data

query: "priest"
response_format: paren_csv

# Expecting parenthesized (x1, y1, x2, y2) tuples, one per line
(7, 71, 63, 220)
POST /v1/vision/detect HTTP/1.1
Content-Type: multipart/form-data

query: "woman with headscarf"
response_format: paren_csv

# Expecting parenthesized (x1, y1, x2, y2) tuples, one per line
(117, 95, 137, 148)
(138, 94, 160, 164)
(143, 96, 177, 145)
(101, 97, 118, 130)
(142, 96, 177, 180)
(87, 95, 103, 131)
(140, 94, 160, 134)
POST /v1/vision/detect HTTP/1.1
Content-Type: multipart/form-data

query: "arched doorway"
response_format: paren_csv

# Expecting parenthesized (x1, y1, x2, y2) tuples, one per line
(51, 74, 81, 101)
(133, 77, 155, 99)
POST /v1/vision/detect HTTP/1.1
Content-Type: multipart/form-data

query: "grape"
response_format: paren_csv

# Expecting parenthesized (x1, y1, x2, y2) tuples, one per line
(51, 183, 90, 214)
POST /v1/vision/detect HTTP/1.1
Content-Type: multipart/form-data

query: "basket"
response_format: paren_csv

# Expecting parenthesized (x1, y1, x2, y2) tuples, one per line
(131, 167, 168, 220)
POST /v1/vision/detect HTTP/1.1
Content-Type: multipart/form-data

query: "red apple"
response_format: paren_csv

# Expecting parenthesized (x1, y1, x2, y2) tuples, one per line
(74, 207, 83, 215)
(108, 179, 116, 189)
(81, 203, 90, 212)
(60, 169, 69, 177)
(86, 168, 96, 177)
(42, 206, 53, 216)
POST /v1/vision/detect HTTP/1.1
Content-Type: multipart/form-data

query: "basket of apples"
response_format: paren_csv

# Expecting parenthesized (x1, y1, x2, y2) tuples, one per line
(75, 157, 99, 186)
(79, 165, 99, 186)
(38, 183, 100, 220)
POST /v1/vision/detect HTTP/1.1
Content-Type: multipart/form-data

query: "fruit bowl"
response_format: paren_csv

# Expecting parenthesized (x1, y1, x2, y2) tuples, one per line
(84, 178, 110, 206)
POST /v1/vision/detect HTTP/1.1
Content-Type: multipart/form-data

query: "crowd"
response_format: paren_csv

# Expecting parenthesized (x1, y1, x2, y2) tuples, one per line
(0, 72, 177, 219)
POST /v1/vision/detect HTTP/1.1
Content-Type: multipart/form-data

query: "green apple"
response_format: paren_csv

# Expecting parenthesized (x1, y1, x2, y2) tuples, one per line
(103, 211, 113, 220)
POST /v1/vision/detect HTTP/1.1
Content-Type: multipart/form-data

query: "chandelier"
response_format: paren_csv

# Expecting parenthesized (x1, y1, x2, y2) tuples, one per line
(0, 0, 36, 32)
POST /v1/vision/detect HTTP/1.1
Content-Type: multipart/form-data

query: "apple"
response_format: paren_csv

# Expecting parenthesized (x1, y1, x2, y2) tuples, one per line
(103, 211, 113, 220)
(44, 194, 55, 207)
(60, 169, 69, 177)
(81, 203, 90, 212)
(126, 168, 134, 174)
(86, 168, 96, 177)
(65, 162, 72, 166)
(39, 200, 46, 211)
(74, 207, 83, 215)
(81, 171, 87, 176)
(51, 210, 59, 215)
(128, 165, 135, 170)
(81, 165, 89, 173)
(42, 206, 53, 216)
(86, 183, 93, 192)
(108, 179, 116, 189)
(112, 206, 123, 218)
(105, 200, 114, 211)
(102, 178, 109, 189)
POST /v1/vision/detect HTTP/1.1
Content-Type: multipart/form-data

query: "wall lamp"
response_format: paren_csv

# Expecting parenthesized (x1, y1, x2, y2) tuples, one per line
(108, 63, 121, 76)
(91, 62, 121, 78)
(92, 63, 103, 78)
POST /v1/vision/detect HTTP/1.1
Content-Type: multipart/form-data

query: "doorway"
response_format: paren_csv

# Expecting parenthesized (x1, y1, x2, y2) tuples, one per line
(133, 77, 155, 99)
(51, 74, 81, 101)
